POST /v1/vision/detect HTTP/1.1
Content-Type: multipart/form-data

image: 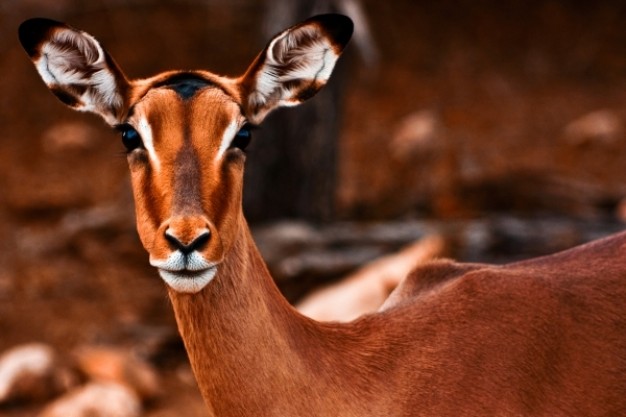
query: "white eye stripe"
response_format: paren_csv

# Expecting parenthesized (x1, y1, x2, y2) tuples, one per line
(136, 117, 161, 171)
(131, 116, 240, 166)
(215, 120, 240, 161)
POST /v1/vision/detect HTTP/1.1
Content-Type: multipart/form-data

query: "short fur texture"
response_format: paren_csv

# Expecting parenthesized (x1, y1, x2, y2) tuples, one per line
(20, 15, 626, 417)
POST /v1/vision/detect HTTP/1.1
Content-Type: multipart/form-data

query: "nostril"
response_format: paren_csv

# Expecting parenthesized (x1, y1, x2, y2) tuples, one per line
(165, 229, 211, 255)
(191, 231, 211, 252)
(164, 232, 183, 251)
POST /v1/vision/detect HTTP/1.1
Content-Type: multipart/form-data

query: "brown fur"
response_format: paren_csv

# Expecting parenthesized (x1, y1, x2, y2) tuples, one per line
(20, 15, 626, 417)
(171, 226, 626, 416)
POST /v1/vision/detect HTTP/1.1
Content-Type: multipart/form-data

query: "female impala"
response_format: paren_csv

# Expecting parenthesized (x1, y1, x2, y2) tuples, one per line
(19, 15, 626, 417)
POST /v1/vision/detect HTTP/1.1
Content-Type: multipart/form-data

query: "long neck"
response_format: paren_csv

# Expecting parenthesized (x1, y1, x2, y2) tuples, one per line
(167, 218, 374, 416)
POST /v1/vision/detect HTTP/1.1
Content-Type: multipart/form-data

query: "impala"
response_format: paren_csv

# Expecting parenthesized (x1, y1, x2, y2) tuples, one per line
(19, 15, 626, 417)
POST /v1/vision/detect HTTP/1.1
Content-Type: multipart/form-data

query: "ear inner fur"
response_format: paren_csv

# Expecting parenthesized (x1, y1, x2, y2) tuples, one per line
(19, 18, 130, 124)
(238, 14, 353, 124)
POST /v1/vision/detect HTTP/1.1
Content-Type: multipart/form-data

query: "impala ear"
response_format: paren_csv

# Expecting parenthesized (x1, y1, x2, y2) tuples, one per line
(18, 18, 130, 125)
(239, 14, 353, 125)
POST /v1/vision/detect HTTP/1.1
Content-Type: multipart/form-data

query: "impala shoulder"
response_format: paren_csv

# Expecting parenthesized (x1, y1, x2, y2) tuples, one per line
(381, 259, 488, 310)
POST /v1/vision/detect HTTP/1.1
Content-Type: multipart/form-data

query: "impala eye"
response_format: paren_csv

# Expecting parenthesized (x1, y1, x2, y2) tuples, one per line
(230, 124, 252, 151)
(119, 124, 143, 152)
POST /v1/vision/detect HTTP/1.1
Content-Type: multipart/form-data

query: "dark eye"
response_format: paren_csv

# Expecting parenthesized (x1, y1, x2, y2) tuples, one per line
(230, 125, 252, 151)
(119, 124, 143, 152)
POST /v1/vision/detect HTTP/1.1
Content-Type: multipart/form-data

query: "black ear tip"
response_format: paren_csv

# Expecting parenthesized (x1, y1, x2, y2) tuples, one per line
(307, 14, 354, 49)
(18, 18, 66, 57)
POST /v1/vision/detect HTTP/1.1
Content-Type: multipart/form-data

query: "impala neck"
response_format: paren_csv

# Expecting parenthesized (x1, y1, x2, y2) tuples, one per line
(167, 216, 357, 416)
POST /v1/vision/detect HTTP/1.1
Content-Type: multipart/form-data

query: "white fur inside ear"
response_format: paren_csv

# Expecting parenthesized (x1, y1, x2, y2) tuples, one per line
(35, 28, 123, 123)
(37, 29, 102, 84)
(248, 25, 339, 122)
(268, 27, 337, 82)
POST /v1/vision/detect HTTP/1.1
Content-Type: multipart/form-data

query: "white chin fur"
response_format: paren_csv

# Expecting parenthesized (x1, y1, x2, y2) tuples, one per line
(158, 266, 218, 293)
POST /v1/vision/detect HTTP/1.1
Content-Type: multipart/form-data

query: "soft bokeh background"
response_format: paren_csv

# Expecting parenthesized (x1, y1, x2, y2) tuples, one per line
(0, 0, 625, 415)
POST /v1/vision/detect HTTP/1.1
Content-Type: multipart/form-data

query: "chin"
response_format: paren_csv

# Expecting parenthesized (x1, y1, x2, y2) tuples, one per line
(158, 266, 218, 294)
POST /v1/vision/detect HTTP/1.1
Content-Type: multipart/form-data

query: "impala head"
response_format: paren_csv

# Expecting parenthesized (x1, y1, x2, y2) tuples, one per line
(19, 15, 353, 293)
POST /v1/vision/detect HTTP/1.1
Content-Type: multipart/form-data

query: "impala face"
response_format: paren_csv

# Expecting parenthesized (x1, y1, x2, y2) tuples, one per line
(121, 76, 249, 293)
(19, 15, 353, 293)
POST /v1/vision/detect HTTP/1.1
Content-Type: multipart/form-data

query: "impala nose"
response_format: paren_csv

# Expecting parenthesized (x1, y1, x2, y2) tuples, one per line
(165, 229, 210, 254)
(164, 217, 211, 255)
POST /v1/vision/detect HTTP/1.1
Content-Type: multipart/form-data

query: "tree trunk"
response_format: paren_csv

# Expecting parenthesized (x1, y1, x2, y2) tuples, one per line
(243, 0, 349, 223)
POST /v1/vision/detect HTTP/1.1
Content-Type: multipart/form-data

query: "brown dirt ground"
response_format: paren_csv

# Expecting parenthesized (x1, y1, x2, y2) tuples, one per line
(0, 1, 624, 416)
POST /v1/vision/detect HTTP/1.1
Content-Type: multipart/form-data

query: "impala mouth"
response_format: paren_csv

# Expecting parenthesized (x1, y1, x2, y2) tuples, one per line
(157, 266, 218, 294)
(150, 252, 218, 293)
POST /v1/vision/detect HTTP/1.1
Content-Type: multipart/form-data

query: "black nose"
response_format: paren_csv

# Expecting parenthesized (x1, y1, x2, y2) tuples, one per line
(165, 230, 211, 255)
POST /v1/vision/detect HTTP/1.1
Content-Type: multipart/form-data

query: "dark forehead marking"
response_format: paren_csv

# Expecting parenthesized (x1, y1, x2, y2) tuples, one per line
(122, 72, 243, 124)
(152, 73, 213, 101)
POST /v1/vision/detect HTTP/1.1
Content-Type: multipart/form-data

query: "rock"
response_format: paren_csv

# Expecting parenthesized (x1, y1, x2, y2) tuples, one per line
(74, 345, 161, 401)
(0, 343, 75, 405)
(563, 109, 623, 146)
(297, 235, 446, 322)
(41, 122, 99, 153)
(389, 110, 441, 160)
(38, 381, 142, 417)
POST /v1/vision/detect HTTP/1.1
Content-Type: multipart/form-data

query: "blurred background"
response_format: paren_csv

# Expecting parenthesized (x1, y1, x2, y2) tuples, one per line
(0, 0, 625, 415)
